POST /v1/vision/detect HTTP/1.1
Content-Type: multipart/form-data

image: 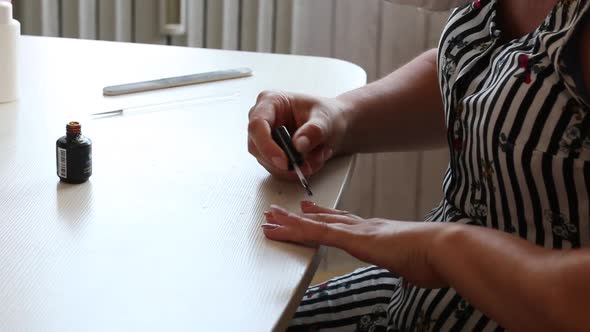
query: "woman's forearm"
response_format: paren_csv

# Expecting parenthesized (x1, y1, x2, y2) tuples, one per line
(430, 224, 590, 331)
(336, 49, 447, 154)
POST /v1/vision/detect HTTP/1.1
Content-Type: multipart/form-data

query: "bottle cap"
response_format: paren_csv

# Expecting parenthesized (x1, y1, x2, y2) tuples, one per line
(66, 121, 82, 136)
(0, 1, 13, 25)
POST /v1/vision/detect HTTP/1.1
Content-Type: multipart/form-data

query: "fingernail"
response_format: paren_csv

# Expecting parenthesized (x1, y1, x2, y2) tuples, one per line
(270, 204, 289, 216)
(301, 200, 316, 209)
(263, 211, 273, 218)
(325, 148, 334, 161)
(295, 136, 310, 153)
(261, 223, 280, 230)
(272, 157, 287, 170)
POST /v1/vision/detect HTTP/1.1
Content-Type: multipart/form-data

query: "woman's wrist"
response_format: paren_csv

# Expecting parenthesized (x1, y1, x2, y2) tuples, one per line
(333, 92, 369, 154)
(426, 223, 465, 283)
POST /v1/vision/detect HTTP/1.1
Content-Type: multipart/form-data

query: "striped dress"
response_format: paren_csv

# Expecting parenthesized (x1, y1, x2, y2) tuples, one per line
(288, 0, 590, 331)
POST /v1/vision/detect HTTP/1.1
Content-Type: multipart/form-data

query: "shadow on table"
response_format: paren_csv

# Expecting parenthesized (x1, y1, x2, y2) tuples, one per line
(55, 180, 94, 230)
(256, 174, 310, 211)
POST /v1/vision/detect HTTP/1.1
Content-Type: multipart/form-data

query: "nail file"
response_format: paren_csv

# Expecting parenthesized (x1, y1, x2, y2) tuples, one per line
(271, 126, 313, 196)
(102, 67, 253, 96)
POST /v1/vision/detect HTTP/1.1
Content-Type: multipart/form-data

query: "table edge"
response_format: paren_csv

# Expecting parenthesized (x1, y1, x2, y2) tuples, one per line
(16, 35, 367, 332)
(272, 154, 358, 332)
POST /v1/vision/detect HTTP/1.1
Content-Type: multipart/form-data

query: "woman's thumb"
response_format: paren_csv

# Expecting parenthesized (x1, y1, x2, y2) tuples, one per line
(292, 119, 328, 154)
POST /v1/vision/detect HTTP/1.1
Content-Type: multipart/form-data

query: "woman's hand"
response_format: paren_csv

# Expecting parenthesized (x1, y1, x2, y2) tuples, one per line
(262, 201, 448, 289)
(247, 91, 351, 181)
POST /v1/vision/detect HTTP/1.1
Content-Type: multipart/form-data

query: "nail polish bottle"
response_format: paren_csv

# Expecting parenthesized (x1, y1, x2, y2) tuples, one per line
(0, 0, 20, 103)
(56, 122, 92, 184)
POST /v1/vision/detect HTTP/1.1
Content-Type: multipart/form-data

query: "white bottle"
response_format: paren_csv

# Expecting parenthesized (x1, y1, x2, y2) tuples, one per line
(0, 0, 20, 103)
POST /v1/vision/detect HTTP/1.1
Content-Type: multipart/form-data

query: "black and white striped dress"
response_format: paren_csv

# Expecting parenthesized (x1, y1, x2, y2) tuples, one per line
(289, 0, 590, 331)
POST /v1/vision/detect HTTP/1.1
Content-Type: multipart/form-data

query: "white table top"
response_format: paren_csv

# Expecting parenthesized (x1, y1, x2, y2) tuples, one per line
(0, 36, 366, 332)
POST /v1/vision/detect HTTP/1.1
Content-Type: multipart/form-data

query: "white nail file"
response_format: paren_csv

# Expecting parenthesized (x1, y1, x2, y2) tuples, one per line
(103, 67, 253, 96)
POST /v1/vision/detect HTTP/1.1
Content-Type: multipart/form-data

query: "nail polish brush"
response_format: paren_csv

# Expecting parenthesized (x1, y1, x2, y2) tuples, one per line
(271, 126, 313, 196)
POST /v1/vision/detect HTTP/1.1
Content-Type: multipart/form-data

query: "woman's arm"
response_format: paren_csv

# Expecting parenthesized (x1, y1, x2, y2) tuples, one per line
(262, 203, 590, 331)
(247, 49, 447, 179)
(431, 224, 590, 331)
(247, 49, 446, 178)
(336, 48, 447, 154)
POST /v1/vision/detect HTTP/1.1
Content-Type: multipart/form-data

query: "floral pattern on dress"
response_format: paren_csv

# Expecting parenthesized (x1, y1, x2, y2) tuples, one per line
(498, 133, 513, 152)
(415, 310, 437, 332)
(559, 99, 590, 158)
(461, 0, 489, 15)
(441, 55, 458, 81)
(513, 54, 546, 84)
(454, 299, 474, 321)
(354, 305, 388, 332)
(450, 104, 465, 152)
(305, 281, 330, 299)
(480, 159, 496, 192)
(469, 181, 488, 224)
(544, 210, 579, 243)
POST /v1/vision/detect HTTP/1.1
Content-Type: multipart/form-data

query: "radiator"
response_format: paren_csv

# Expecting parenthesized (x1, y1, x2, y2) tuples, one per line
(14, 0, 294, 53)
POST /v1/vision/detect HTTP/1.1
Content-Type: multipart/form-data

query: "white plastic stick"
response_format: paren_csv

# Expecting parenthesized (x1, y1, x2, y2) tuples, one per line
(102, 67, 253, 96)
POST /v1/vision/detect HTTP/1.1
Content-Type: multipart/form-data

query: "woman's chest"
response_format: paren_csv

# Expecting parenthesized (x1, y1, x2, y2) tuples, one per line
(439, 0, 589, 161)
(454, 49, 588, 160)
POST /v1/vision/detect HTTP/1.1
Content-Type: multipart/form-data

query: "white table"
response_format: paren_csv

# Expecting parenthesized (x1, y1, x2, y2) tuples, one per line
(0, 36, 366, 331)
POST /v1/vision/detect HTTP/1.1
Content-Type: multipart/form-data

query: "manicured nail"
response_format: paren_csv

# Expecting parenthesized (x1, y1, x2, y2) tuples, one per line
(272, 157, 287, 170)
(261, 223, 280, 230)
(301, 200, 316, 209)
(295, 136, 310, 153)
(270, 204, 289, 216)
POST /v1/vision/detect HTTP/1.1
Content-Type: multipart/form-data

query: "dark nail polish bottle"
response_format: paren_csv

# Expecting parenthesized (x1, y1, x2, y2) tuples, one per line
(56, 121, 92, 184)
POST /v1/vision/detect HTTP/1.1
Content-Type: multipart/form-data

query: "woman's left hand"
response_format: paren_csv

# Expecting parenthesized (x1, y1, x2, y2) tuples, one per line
(262, 201, 449, 289)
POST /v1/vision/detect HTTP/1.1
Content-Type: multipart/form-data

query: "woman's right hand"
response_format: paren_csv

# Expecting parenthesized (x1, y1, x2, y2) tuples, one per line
(247, 91, 351, 180)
